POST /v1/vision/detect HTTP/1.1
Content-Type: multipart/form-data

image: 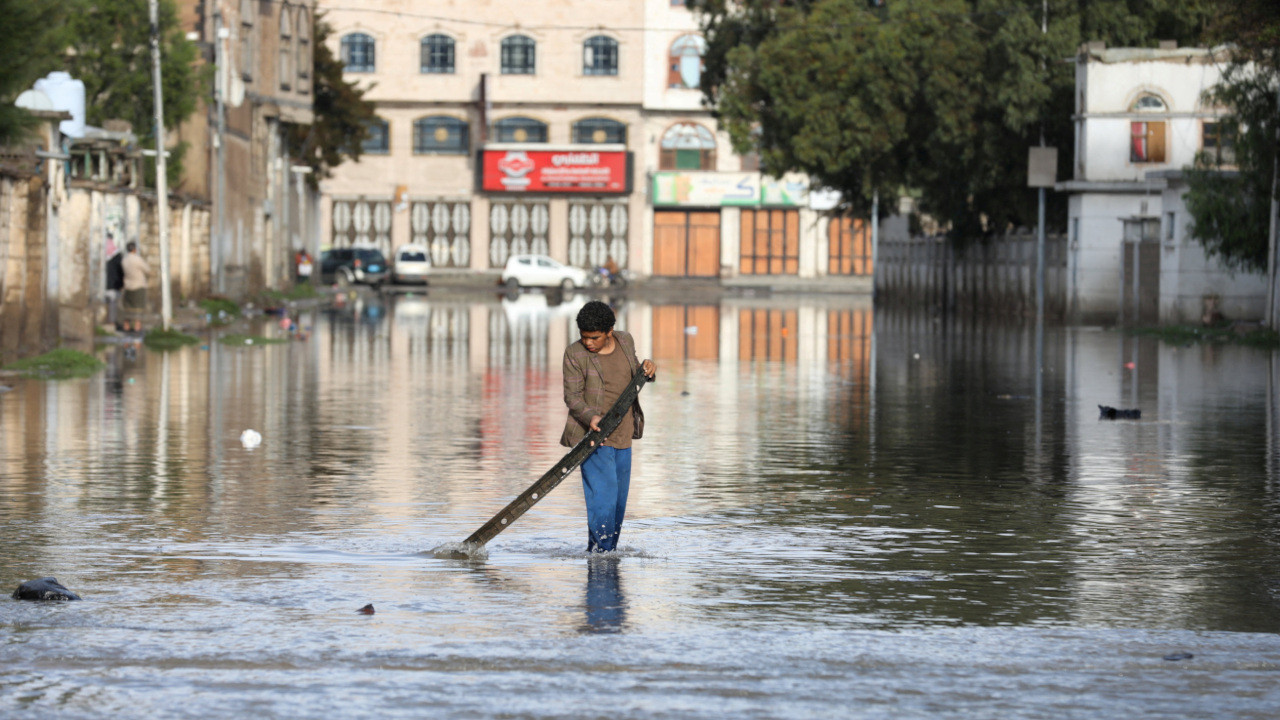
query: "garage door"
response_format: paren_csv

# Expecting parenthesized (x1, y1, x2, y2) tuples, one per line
(653, 211, 720, 277)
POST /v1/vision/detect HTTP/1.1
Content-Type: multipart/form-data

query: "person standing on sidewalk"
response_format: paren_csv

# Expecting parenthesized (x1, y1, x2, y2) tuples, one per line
(560, 300, 657, 553)
(121, 241, 150, 334)
(105, 235, 125, 331)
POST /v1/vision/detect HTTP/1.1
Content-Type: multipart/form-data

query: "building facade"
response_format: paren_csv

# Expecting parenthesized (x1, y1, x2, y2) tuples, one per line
(182, 0, 317, 297)
(317, 0, 871, 287)
(1058, 43, 1263, 324)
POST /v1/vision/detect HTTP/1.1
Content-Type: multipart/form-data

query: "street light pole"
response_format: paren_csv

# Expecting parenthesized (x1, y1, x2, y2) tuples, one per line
(149, 0, 172, 330)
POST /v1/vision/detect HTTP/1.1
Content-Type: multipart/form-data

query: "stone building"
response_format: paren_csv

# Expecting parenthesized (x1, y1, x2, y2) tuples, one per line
(316, 0, 872, 288)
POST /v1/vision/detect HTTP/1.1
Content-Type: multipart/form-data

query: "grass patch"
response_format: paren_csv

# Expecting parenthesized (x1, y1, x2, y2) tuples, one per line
(1130, 323, 1280, 349)
(143, 328, 201, 350)
(2, 348, 104, 379)
(200, 297, 241, 325)
(218, 334, 288, 347)
(284, 283, 318, 300)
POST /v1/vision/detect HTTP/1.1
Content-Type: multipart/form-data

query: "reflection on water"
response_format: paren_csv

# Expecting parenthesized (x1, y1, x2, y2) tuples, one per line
(3, 292, 1280, 718)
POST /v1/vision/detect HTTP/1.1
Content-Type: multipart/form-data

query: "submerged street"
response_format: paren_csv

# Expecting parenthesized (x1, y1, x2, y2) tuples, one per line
(3, 291, 1280, 718)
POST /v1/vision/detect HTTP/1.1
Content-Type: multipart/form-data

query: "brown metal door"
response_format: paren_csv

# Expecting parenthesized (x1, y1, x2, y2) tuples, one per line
(653, 210, 721, 277)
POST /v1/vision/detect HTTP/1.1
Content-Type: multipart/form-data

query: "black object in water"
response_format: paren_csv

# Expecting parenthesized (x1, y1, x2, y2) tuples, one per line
(1098, 405, 1141, 420)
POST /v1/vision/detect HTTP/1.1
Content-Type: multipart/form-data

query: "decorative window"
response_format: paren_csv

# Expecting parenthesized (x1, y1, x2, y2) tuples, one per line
(1132, 94, 1167, 112)
(572, 117, 626, 145)
(421, 34, 455, 74)
(1130, 121, 1166, 163)
(239, 0, 254, 82)
(492, 116, 547, 143)
(296, 8, 310, 94)
(362, 118, 389, 154)
(342, 33, 376, 73)
(659, 123, 716, 170)
(1203, 121, 1236, 165)
(500, 35, 536, 75)
(668, 34, 706, 89)
(413, 116, 469, 154)
(278, 4, 293, 91)
(583, 35, 618, 76)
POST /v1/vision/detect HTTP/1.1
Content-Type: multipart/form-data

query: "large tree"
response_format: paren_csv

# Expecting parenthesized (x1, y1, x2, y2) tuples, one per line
(64, 0, 203, 185)
(693, 0, 1213, 240)
(0, 0, 73, 145)
(1182, 1, 1280, 273)
(286, 16, 376, 187)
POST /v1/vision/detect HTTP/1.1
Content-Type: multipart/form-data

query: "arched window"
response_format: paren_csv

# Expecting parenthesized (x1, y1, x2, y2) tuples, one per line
(414, 116, 469, 154)
(1131, 94, 1167, 112)
(660, 122, 716, 170)
(583, 35, 618, 76)
(572, 118, 626, 145)
(421, 34, 455, 74)
(296, 8, 310, 94)
(668, 34, 706, 89)
(239, 0, 254, 82)
(363, 118, 389, 154)
(1130, 94, 1168, 163)
(342, 33, 376, 73)
(278, 4, 293, 91)
(493, 116, 547, 143)
(501, 35, 536, 75)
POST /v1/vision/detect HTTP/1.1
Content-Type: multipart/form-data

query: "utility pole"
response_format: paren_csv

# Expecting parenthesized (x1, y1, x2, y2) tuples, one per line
(1267, 86, 1280, 328)
(213, 8, 228, 295)
(149, 0, 172, 329)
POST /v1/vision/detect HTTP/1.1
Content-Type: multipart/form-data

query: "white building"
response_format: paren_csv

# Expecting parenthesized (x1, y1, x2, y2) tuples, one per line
(1059, 43, 1264, 324)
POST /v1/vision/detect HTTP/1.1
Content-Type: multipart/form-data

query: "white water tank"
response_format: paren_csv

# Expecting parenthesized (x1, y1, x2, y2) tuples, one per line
(33, 71, 86, 139)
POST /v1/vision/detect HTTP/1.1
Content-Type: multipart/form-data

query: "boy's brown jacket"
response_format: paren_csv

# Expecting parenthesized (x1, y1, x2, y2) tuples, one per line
(560, 329, 647, 447)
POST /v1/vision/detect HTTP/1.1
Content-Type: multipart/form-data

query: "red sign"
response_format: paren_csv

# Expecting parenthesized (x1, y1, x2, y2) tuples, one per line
(480, 149, 630, 194)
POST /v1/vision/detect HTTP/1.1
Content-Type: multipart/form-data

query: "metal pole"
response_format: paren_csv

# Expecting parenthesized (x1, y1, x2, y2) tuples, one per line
(214, 11, 228, 295)
(1268, 85, 1280, 328)
(871, 189, 879, 298)
(149, 0, 172, 330)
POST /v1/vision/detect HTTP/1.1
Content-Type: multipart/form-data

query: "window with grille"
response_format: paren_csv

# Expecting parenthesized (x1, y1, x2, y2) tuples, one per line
(492, 117, 547, 143)
(572, 118, 626, 145)
(342, 33, 376, 73)
(413, 116, 468, 154)
(583, 36, 618, 76)
(296, 8, 310, 94)
(501, 35, 536, 75)
(1202, 121, 1236, 165)
(363, 118, 389, 154)
(421, 34, 455, 74)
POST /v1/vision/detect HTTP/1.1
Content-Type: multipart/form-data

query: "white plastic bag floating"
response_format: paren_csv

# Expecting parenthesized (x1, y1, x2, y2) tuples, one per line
(239, 429, 262, 448)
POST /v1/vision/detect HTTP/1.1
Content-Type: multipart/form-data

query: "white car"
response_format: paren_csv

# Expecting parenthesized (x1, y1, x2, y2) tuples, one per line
(392, 244, 431, 284)
(501, 254, 590, 291)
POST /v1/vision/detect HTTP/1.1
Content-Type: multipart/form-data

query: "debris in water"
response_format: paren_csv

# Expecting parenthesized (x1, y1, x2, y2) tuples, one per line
(357, 603, 375, 615)
(430, 542, 487, 561)
(1163, 652, 1194, 661)
(240, 429, 262, 448)
(1098, 405, 1141, 420)
(12, 577, 81, 601)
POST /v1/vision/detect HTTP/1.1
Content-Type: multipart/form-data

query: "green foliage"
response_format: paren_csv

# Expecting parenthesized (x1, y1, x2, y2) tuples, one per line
(218, 334, 287, 346)
(143, 328, 200, 350)
(692, 0, 1214, 240)
(0, 0, 73, 145)
(286, 15, 376, 188)
(64, 0, 204, 187)
(199, 296, 241, 323)
(1130, 323, 1280, 349)
(1182, 1, 1280, 273)
(3, 348, 104, 379)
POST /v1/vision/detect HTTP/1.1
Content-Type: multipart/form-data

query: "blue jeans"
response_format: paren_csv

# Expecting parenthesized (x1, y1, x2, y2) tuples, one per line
(581, 446, 631, 552)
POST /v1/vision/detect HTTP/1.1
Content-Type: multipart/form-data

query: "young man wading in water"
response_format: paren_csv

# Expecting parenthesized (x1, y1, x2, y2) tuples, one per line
(562, 301, 657, 553)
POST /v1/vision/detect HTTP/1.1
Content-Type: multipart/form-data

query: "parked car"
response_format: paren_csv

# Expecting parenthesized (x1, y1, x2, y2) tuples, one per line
(392, 244, 431, 285)
(501, 254, 590, 291)
(319, 246, 388, 288)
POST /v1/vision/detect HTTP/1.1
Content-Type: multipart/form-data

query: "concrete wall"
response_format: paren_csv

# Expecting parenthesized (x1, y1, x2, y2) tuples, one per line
(0, 167, 212, 362)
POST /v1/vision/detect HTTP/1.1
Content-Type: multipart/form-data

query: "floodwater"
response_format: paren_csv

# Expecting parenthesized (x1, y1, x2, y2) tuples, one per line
(3, 291, 1280, 719)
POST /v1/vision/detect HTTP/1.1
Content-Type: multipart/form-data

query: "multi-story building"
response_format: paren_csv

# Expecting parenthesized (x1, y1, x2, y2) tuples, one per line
(317, 0, 871, 287)
(1059, 42, 1265, 323)
(180, 0, 317, 296)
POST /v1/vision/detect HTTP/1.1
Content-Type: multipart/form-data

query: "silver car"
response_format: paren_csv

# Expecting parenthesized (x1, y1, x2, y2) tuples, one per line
(392, 244, 431, 285)
(501, 254, 590, 291)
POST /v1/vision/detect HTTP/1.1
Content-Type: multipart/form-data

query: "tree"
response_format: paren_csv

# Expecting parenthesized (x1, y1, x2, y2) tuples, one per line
(692, 0, 1214, 240)
(0, 0, 73, 145)
(64, 0, 203, 186)
(286, 15, 376, 188)
(1182, 1, 1280, 272)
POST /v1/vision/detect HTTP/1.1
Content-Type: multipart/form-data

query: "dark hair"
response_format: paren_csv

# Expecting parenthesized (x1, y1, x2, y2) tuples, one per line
(576, 300, 615, 333)
(126, 241, 137, 252)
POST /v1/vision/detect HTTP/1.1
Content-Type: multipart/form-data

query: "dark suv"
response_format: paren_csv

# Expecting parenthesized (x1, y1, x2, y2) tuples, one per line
(319, 247, 389, 288)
